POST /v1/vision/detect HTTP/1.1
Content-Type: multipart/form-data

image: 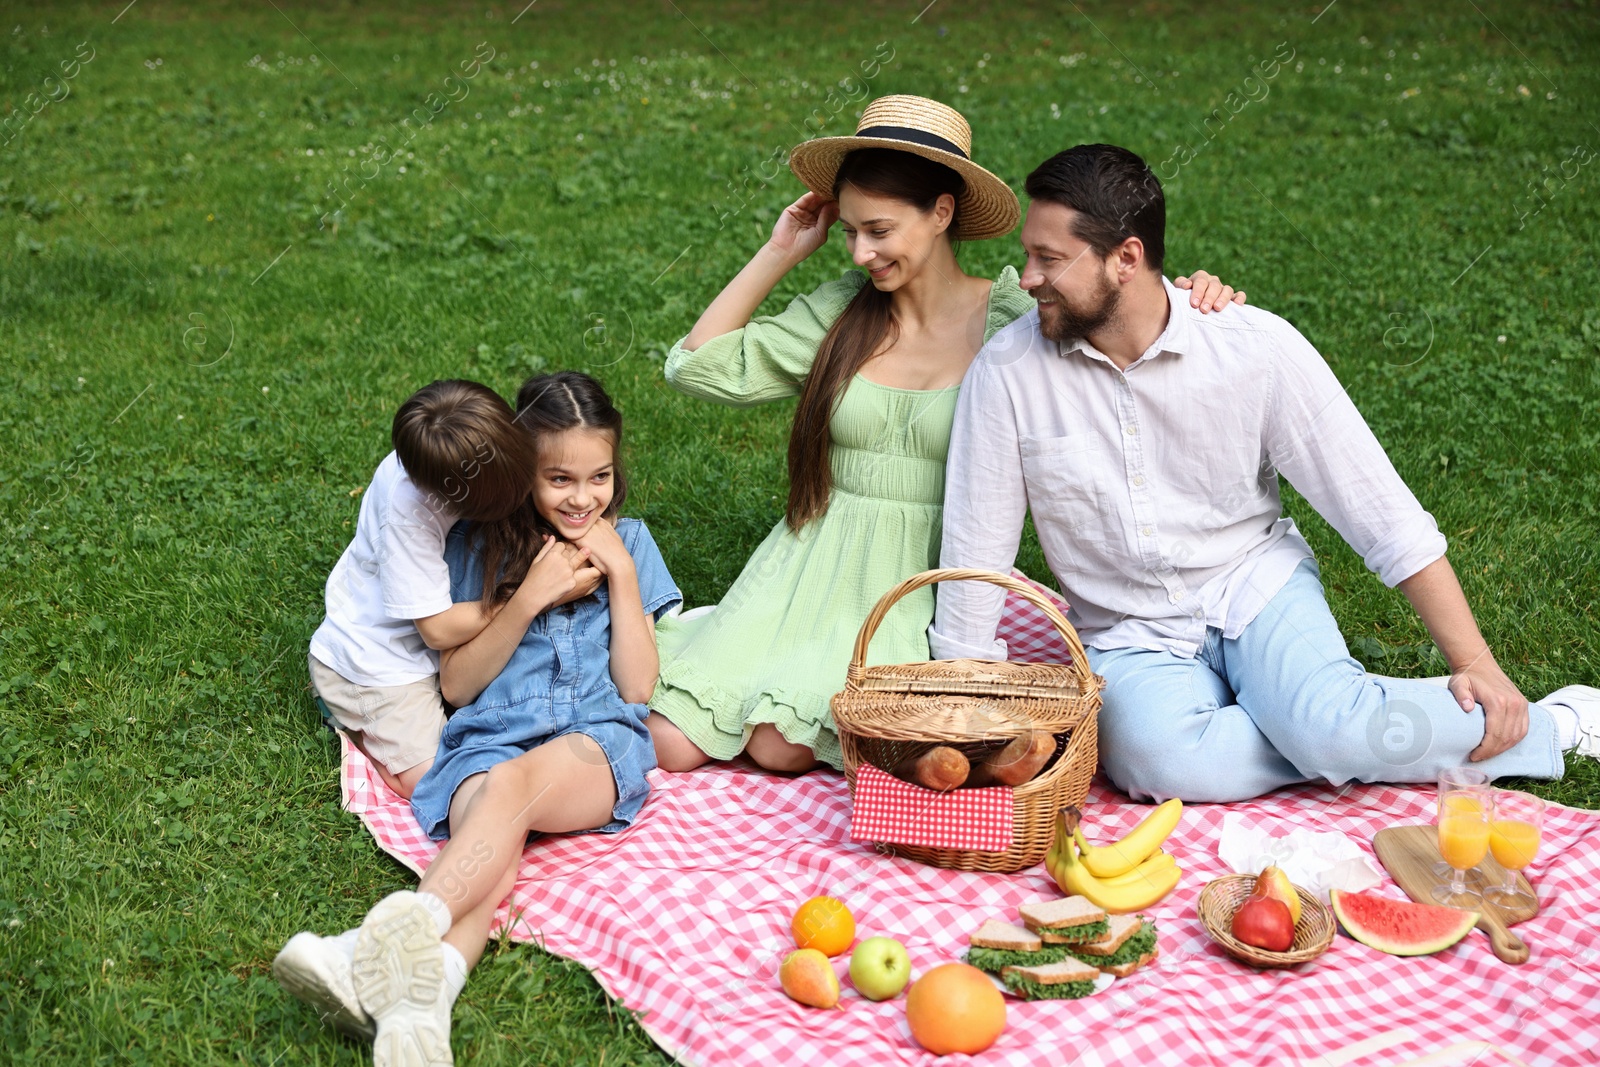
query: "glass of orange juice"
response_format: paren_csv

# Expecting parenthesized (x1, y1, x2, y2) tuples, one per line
(1485, 790, 1543, 910)
(1432, 780, 1493, 908)
(1431, 767, 1490, 878)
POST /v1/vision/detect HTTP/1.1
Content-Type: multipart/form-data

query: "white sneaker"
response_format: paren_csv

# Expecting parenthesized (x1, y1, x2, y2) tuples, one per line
(273, 932, 375, 1040)
(353, 892, 454, 1067)
(1541, 685, 1600, 757)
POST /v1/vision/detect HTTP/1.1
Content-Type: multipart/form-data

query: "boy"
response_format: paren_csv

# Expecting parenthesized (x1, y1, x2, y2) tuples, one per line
(307, 379, 543, 799)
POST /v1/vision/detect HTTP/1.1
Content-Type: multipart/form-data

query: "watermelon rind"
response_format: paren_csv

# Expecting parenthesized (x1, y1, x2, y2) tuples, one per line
(1330, 889, 1478, 956)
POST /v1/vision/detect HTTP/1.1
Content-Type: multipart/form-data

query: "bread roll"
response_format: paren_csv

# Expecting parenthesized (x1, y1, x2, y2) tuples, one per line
(895, 746, 969, 791)
(966, 729, 1055, 787)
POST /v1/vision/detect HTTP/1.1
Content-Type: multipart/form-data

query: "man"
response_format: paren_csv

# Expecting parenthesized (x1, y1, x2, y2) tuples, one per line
(929, 143, 1598, 802)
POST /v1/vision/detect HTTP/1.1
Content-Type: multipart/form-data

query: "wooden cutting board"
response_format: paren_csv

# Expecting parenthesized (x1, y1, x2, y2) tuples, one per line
(1372, 824, 1537, 965)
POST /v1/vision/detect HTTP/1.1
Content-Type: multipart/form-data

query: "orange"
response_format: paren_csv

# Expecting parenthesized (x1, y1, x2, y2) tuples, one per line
(791, 896, 855, 957)
(906, 963, 1006, 1055)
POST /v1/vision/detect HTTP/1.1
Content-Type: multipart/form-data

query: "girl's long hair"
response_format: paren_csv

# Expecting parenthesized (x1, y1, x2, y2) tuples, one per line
(784, 148, 964, 531)
(470, 371, 627, 604)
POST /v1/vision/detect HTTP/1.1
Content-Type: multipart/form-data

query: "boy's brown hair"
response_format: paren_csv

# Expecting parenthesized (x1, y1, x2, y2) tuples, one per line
(392, 380, 537, 522)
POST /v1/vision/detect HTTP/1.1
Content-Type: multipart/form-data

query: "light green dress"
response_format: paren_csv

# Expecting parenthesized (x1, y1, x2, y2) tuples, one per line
(652, 266, 1033, 769)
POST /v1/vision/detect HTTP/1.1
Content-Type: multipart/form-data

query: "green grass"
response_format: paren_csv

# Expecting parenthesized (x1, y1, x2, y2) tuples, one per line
(2, 1, 1596, 1062)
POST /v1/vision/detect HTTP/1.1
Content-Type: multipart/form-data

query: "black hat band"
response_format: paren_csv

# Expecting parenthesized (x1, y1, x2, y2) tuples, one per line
(852, 125, 969, 160)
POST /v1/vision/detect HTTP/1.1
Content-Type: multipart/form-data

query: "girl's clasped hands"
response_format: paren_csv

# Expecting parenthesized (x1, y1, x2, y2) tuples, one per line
(527, 534, 601, 606)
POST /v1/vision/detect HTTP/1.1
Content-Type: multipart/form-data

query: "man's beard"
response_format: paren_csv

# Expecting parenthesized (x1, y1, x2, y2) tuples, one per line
(1035, 274, 1120, 344)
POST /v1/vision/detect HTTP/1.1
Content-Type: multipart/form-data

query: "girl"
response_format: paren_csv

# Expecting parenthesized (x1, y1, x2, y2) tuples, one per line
(646, 95, 1241, 774)
(274, 371, 681, 1066)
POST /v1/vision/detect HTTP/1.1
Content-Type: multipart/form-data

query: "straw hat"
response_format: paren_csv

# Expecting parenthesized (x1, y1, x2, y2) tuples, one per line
(787, 94, 1020, 241)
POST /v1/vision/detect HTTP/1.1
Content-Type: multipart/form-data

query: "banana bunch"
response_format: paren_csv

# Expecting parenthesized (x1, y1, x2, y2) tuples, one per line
(1044, 802, 1183, 913)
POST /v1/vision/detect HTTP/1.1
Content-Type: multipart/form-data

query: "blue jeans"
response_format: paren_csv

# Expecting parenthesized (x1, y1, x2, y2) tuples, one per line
(1086, 559, 1564, 803)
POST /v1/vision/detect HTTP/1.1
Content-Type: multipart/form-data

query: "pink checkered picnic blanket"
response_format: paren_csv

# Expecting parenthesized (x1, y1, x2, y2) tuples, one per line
(339, 734, 1600, 1067)
(997, 570, 1074, 665)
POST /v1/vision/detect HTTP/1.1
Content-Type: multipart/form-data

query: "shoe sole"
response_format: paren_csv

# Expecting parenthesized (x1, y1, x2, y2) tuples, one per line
(272, 935, 376, 1041)
(353, 893, 453, 1067)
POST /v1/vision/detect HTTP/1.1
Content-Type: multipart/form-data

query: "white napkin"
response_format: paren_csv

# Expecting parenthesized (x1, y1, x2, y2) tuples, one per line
(1217, 812, 1384, 903)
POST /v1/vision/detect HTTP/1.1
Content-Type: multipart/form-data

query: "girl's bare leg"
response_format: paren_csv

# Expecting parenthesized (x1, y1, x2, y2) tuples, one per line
(444, 864, 519, 971)
(419, 734, 618, 922)
(646, 711, 711, 772)
(353, 737, 615, 1065)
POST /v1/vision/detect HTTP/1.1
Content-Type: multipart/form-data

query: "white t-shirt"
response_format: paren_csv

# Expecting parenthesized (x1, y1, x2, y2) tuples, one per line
(310, 452, 458, 686)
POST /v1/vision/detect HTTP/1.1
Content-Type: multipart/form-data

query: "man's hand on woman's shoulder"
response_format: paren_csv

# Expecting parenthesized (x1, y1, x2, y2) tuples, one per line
(1174, 270, 1246, 313)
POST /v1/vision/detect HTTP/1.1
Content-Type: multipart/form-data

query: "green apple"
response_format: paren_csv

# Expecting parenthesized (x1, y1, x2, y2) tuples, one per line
(848, 936, 911, 1001)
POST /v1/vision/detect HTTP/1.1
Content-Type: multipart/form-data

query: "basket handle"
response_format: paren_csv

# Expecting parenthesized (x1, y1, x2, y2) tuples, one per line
(849, 568, 1093, 687)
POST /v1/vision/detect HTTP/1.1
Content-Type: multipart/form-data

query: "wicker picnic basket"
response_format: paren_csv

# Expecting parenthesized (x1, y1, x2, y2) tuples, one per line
(833, 568, 1103, 873)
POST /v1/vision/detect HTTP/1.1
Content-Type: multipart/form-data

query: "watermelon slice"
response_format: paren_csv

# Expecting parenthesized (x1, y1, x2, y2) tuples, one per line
(1330, 889, 1478, 956)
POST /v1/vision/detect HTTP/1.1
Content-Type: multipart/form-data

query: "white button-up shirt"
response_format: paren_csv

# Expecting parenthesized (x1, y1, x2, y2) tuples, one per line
(929, 279, 1447, 660)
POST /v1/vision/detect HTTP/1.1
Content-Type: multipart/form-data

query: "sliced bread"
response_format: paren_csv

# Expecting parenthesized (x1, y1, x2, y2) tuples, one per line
(1070, 920, 1159, 972)
(1100, 943, 1160, 979)
(969, 920, 1042, 953)
(1019, 896, 1109, 943)
(1069, 914, 1144, 957)
(966, 920, 1073, 973)
(1000, 957, 1101, 1001)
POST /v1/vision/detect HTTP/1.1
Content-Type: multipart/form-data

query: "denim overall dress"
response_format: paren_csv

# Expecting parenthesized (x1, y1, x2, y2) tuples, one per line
(410, 518, 682, 840)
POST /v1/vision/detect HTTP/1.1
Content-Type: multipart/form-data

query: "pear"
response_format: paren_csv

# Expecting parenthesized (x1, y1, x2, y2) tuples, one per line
(780, 948, 841, 1009)
(1253, 865, 1302, 927)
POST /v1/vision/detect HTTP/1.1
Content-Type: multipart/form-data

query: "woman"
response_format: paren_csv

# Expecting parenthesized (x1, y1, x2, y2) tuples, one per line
(646, 96, 1242, 774)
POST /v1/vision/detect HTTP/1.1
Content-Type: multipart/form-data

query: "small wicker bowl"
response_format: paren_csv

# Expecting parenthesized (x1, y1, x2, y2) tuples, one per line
(1198, 874, 1336, 968)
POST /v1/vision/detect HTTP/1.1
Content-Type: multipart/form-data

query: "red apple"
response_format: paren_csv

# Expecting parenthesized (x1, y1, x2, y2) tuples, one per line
(1232, 895, 1294, 952)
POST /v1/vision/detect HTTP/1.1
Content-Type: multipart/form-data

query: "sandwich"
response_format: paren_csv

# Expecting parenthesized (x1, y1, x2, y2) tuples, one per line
(1065, 914, 1160, 977)
(1018, 896, 1110, 943)
(1101, 942, 1160, 979)
(1000, 957, 1101, 1001)
(965, 919, 1072, 973)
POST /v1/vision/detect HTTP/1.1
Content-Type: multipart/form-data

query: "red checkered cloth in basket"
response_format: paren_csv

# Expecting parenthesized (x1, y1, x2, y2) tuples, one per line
(338, 733, 1600, 1067)
(849, 762, 1012, 851)
(996, 569, 1074, 664)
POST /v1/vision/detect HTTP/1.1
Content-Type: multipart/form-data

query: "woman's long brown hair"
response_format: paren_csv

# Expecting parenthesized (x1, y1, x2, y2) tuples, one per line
(470, 371, 626, 604)
(784, 148, 964, 531)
